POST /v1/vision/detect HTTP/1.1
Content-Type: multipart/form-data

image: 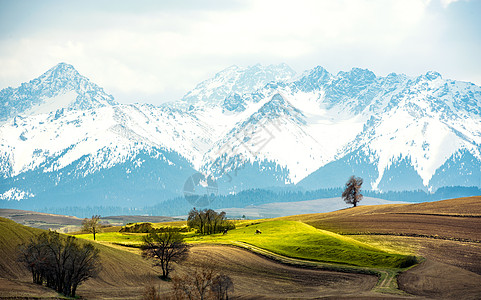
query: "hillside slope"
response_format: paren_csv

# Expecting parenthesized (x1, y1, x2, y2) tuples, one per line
(280, 197, 481, 276)
(0, 217, 161, 299)
(280, 196, 481, 240)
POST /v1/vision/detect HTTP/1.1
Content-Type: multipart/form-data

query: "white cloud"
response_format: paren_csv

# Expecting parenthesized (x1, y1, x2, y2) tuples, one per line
(439, 0, 465, 8)
(0, 0, 479, 105)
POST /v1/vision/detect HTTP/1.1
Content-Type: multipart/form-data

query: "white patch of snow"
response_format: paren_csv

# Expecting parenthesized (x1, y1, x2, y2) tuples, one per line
(24, 91, 77, 116)
(0, 188, 34, 201)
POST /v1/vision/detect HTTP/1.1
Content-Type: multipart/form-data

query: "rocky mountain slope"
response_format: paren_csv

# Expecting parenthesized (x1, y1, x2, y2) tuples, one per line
(0, 63, 480, 207)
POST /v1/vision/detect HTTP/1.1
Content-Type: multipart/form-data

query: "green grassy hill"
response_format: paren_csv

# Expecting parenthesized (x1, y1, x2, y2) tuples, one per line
(187, 220, 414, 268)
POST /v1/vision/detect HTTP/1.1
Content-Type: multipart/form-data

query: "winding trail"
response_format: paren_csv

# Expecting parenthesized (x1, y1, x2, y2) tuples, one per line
(228, 241, 408, 295)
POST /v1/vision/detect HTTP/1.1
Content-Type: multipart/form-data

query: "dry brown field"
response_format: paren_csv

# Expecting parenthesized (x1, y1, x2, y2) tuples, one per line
(1, 197, 481, 299)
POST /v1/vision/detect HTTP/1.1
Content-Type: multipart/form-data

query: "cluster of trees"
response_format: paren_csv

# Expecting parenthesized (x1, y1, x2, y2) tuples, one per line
(120, 223, 189, 233)
(121, 222, 156, 233)
(187, 208, 235, 235)
(17, 231, 101, 297)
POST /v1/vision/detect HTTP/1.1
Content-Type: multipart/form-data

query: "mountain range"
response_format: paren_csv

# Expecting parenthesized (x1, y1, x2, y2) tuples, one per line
(0, 62, 480, 210)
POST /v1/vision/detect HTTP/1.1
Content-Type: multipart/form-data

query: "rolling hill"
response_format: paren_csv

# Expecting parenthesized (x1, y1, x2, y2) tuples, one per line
(2, 196, 481, 298)
(280, 196, 481, 241)
(187, 220, 414, 269)
(279, 196, 481, 277)
(0, 217, 161, 299)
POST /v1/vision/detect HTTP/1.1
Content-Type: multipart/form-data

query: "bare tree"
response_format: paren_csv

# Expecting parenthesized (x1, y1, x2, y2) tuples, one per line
(82, 215, 102, 240)
(142, 229, 189, 279)
(66, 241, 101, 296)
(342, 175, 363, 207)
(211, 274, 234, 300)
(17, 231, 101, 297)
(171, 259, 234, 300)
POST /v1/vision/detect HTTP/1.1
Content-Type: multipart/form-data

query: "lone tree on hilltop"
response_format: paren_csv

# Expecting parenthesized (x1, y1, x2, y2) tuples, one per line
(342, 175, 363, 207)
(82, 215, 102, 240)
(142, 229, 189, 279)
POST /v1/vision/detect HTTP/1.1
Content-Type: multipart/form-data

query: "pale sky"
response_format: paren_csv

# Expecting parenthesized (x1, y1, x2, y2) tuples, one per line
(0, 0, 480, 105)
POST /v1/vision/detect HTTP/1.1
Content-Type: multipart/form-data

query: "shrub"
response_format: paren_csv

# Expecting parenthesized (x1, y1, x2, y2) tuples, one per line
(398, 255, 418, 268)
(120, 222, 153, 233)
(142, 285, 161, 300)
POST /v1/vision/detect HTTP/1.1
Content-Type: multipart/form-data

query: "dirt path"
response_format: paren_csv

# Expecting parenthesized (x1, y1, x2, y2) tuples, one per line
(230, 241, 399, 293)
(183, 244, 415, 299)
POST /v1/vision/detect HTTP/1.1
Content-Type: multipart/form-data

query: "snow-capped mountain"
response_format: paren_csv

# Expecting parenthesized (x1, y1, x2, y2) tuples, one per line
(296, 70, 481, 190)
(196, 65, 481, 192)
(1, 62, 480, 208)
(0, 63, 116, 122)
(180, 63, 296, 108)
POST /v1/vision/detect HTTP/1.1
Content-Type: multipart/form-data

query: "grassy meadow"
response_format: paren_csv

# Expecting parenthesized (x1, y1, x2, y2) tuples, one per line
(75, 219, 415, 269)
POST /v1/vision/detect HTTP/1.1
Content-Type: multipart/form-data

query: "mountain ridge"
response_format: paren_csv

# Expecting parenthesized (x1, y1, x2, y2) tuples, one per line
(0, 62, 480, 206)
(0, 62, 116, 122)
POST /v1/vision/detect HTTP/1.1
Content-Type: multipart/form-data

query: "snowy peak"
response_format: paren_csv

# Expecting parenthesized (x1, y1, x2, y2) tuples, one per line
(330, 68, 377, 94)
(338, 67, 377, 82)
(294, 66, 332, 92)
(181, 63, 296, 107)
(424, 71, 442, 81)
(0, 63, 116, 121)
(202, 92, 319, 183)
(41, 62, 81, 84)
(257, 93, 304, 122)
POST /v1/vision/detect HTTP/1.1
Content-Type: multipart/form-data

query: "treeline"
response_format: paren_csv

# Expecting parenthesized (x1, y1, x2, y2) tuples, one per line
(146, 188, 344, 216)
(39, 206, 140, 218)
(364, 186, 481, 202)
(17, 231, 101, 297)
(120, 223, 189, 233)
(187, 208, 235, 235)
(38, 186, 481, 217)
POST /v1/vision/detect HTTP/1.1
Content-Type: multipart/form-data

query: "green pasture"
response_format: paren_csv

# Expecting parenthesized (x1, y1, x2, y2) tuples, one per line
(74, 219, 415, 269)
(75, 232, 147, 247)
(186, 220, 414, 268)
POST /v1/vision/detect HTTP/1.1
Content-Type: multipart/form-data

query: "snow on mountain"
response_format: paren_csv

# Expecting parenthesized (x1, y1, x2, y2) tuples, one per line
(0, 103, 216, 178)
(180, 63, 296, 108)
(196, 65, 481, 191)
(1, 62, 480, 206)
(298, 69, 481, 191)
(0, 187, 34, 201)
(0, 102, 208, 206)
(202, 91, 365, 184)
(0, 63, 116, 122)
